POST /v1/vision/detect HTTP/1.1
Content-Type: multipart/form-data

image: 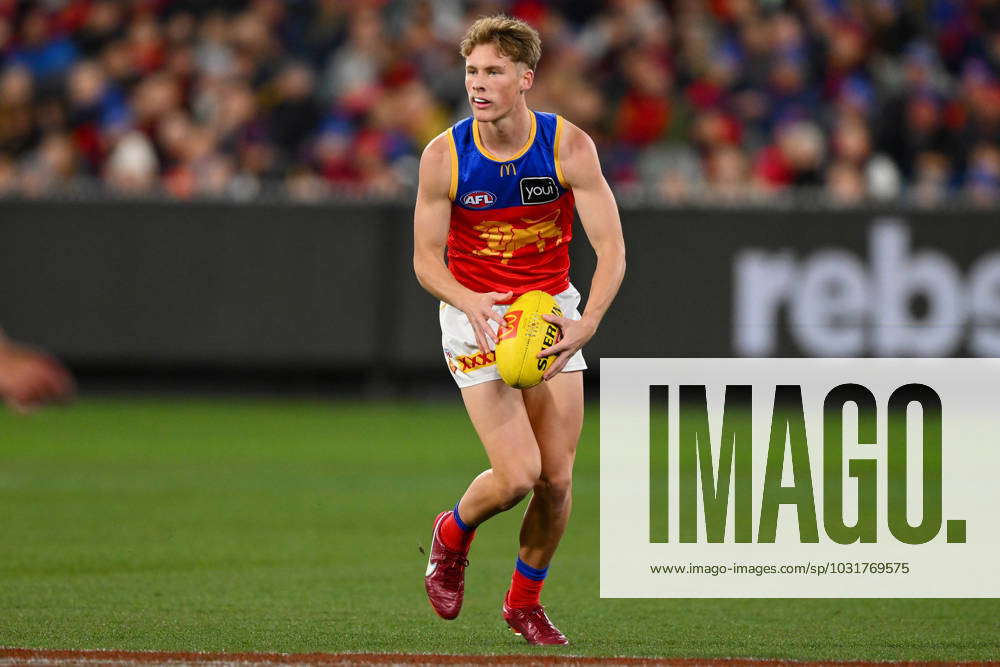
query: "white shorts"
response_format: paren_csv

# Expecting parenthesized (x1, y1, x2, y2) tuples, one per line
(440, 284, 588, 389)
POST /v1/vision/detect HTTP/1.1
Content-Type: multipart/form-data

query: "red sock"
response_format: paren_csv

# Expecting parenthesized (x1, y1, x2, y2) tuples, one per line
(506, 569, 545, 608)
(438, 512, 475, 552)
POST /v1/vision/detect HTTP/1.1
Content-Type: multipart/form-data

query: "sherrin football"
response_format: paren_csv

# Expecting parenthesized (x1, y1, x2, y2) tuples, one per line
(495, 290, 563, 389)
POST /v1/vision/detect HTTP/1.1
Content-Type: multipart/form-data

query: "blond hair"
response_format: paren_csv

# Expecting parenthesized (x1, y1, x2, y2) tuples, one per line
(459, 15, 541, 70)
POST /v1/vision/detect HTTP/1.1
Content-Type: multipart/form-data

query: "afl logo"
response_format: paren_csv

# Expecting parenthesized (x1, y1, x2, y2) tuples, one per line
(462, 191, 497, 208)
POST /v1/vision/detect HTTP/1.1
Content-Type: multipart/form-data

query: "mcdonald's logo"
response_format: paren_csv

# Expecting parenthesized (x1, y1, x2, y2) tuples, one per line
(500, 163, 517, 177)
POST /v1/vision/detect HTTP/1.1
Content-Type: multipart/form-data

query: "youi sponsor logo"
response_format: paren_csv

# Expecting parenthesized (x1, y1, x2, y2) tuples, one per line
(520, 177, 558, 205)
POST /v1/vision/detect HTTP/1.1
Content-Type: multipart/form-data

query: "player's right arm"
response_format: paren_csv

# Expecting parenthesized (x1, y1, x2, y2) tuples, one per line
(413, 133, 512, 354)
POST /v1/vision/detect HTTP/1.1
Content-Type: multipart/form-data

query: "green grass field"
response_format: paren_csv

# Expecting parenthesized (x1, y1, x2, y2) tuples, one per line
(1, 398, 998, 661)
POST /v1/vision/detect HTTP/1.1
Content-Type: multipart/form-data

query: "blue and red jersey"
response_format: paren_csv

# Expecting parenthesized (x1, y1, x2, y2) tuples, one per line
(446, 111, 574, 303)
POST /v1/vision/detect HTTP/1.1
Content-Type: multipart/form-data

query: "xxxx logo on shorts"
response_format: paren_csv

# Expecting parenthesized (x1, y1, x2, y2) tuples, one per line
(456, 350, 496, 372)
(497, 310, 523, 342)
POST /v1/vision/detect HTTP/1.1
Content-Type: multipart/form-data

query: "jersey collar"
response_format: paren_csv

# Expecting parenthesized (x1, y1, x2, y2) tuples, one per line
(472, 111, 537, 163)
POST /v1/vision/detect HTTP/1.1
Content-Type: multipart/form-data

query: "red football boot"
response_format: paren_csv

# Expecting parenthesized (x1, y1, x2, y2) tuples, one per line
(502, 600, 569, 645)
(424, 511, 470, 620)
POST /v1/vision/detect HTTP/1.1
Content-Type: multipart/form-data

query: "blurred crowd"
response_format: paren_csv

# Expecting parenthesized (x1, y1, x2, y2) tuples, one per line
(1, 0, 1000, 205)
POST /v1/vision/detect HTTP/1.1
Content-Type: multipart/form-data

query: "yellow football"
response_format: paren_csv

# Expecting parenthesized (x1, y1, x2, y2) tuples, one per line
(495, 290, 563, 389)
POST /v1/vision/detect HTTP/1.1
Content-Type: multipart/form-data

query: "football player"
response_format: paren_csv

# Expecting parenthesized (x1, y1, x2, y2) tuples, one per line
(413, 15, 625, 645)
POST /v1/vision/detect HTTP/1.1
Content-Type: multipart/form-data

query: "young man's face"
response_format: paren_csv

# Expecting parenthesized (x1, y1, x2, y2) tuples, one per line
(465, 42, 533, 122)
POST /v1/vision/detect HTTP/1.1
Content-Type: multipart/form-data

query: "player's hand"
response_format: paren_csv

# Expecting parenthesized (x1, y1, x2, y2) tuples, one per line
(457, 290, 513, 354)
(0, 341, 76, 413)
(536, 314, 597, 381)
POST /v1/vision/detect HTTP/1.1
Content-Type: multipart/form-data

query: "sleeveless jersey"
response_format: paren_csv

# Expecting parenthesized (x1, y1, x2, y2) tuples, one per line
(446, 111, 574, 303)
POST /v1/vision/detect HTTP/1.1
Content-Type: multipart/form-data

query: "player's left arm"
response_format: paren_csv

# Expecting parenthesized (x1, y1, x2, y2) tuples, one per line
(538, 120, 626, 380)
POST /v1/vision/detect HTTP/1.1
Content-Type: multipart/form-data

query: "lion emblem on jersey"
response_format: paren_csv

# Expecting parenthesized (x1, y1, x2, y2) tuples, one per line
(472, 209, 564, 264)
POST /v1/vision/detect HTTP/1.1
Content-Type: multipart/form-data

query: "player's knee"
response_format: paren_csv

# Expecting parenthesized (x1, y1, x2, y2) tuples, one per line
(535, 472, 572, 504)
(496, 465, 541, 509)
(499, 478, 537, 509)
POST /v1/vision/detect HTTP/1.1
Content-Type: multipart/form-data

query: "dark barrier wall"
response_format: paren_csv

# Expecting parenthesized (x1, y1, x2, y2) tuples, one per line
(0, 201, 392, 366)
(2, 202, 999, 373)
